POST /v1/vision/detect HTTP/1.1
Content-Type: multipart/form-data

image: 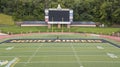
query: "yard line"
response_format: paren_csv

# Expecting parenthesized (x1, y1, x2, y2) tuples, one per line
(70, 43, 84, 67)
(24, 44, 43, 65)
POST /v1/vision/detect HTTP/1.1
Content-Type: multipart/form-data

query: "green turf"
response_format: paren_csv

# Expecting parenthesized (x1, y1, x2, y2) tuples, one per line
(0, 43, 120, 67)
(0, 34, 120, 67)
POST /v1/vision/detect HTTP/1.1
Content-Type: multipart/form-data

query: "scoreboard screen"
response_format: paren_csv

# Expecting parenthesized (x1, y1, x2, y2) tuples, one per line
(49, 10, 69, 22)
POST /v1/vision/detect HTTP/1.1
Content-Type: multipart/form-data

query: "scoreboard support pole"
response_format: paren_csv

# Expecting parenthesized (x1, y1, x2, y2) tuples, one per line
(67, 24, 70, 29)
(61, 18, 64, 32)
(52, 17, 54, 32)
(58, 24, 61, 29)
(48, 24, 51, 29)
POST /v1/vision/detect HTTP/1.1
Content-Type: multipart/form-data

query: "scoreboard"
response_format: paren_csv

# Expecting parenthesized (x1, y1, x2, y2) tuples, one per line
(49, 10, 69, 22)
(45, 9, 73, 24)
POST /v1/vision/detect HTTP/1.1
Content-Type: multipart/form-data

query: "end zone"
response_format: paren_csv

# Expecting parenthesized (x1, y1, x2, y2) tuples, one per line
(0, 38, 120, 48)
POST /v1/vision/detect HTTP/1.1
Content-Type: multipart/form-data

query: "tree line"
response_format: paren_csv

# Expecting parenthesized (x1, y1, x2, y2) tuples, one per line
(0, 0, 120, 26)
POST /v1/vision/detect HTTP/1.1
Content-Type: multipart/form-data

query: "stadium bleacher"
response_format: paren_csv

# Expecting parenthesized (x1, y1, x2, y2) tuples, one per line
(71, 21, 95, 25)
(21, 21, 96, 27)
(22, 21, 47, 24)
(21, 21, 47, 26)
(71, 21, 96, 27)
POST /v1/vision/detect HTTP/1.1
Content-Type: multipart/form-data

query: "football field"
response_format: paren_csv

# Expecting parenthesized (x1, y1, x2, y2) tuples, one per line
(0, 34, 120, 67)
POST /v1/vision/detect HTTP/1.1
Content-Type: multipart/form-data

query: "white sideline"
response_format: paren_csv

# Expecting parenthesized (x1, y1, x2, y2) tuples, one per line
(0, 60, 8, 66)
(5, 57, 18, 67)
(70, 44, 84, 67)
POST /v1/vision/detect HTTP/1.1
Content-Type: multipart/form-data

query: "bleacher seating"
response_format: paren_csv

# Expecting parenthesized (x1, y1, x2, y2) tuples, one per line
(22, 21, 47, 24)
(71, 21, 96, 27)
(21, 21, 96, 27)
(71, 21, 96, 25)
(21, 21, 47, 26)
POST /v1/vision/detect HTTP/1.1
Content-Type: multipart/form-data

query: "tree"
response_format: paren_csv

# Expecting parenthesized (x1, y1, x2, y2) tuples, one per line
(0, 0, 119, 26)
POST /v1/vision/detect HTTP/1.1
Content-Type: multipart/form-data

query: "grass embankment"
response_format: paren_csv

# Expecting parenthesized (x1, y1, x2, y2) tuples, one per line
(0, 26, 120, 35)
(0, 14, 14, 25)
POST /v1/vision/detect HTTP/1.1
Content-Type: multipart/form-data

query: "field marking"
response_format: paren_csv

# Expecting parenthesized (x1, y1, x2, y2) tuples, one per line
(11, 58, 20, 67)
(15, 61, 120, 63)
(70, 44, 84, 67)
(0, 50, 112, 52)
(5, 57, 19, 67)
(1, 43, 120, 67)
(96, 46, 104, 49)
(0, 55, 110, 57)
(6, 46, 14, 50)
(24, 44, 43, 65)
(107, 53, 118, 58)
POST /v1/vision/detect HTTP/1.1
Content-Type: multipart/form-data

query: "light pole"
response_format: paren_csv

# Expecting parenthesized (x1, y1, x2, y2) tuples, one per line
(62, 17, 64, 32)
(52, 17, 54, 32)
